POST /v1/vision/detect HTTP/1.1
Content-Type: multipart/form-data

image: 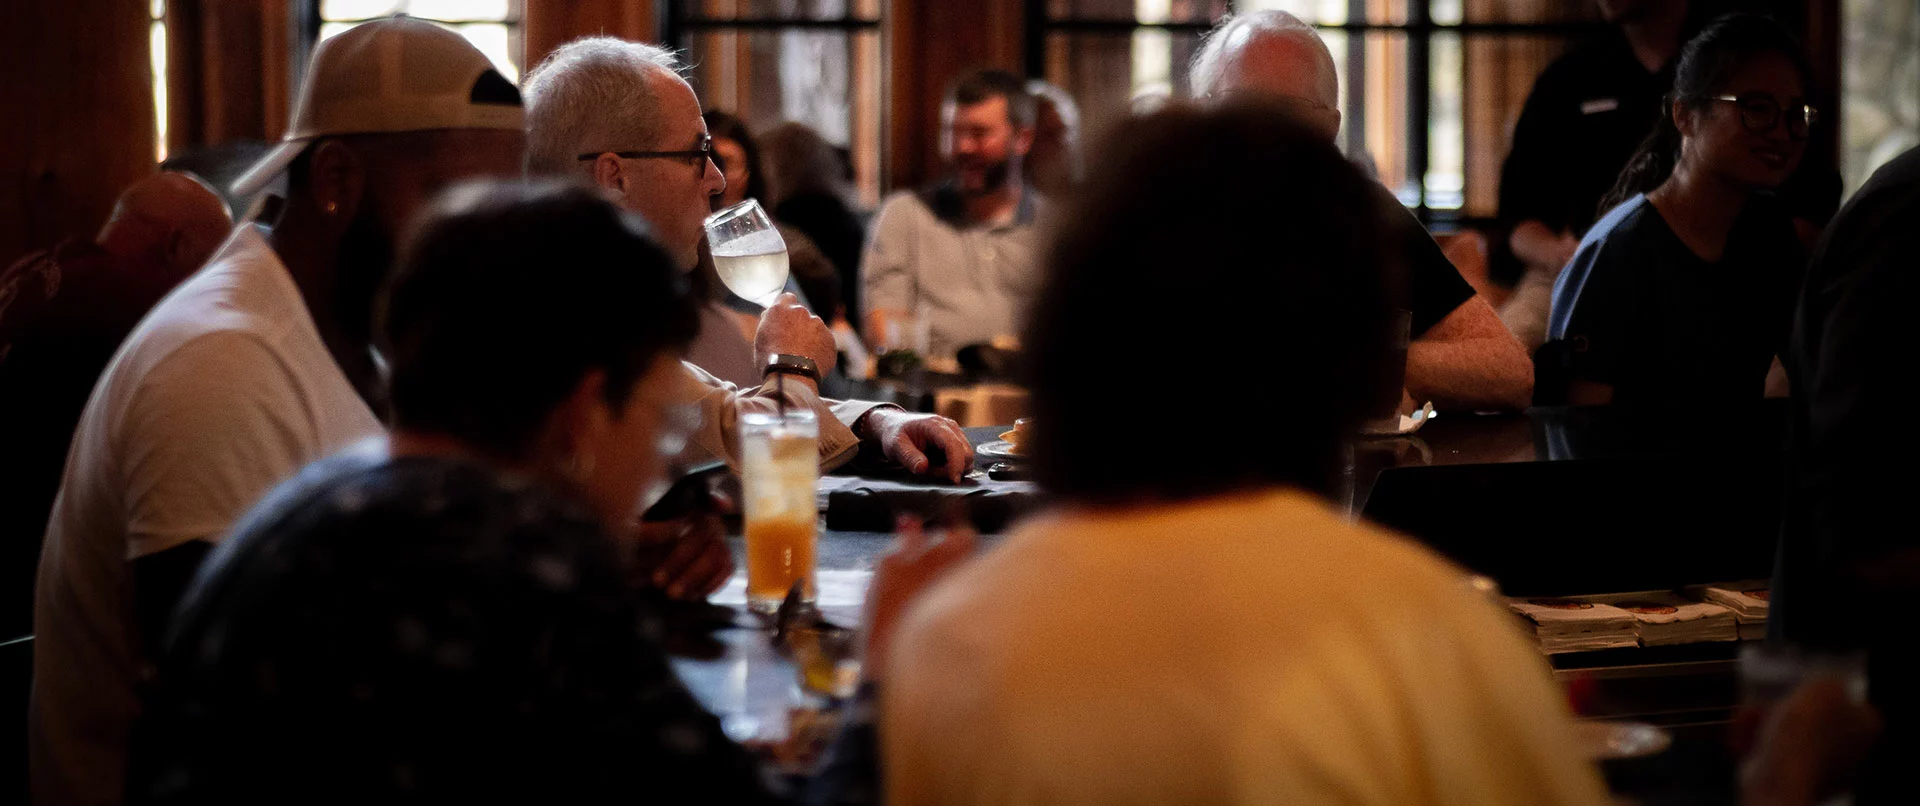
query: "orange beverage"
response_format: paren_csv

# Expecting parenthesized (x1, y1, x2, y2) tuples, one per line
(741, 409, 818, 613)
(745, 514, 817, 605)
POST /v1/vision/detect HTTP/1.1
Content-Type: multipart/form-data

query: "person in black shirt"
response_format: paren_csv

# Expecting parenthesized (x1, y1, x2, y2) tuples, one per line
(1773, 144, 1920, 805)
(128, 182, 950, 804)
(1501, 0, 1694, 289)
(1546, 14, 1816, 407)
(1191, 10, 1533, 411)
(1495, 0, 1839, 351)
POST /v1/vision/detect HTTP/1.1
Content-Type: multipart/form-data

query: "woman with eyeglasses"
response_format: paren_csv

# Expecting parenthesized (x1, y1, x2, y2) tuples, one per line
(1546, 13, 1818, 407)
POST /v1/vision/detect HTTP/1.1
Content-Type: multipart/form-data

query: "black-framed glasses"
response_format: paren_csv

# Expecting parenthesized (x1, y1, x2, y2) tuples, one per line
(577, 133, 713, 176)
(1708, 94, 1819, 140)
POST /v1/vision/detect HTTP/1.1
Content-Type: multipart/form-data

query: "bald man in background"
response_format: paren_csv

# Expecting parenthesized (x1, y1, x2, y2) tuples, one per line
(1191, 11, 1534, 412)
(0, 171, 232, 635)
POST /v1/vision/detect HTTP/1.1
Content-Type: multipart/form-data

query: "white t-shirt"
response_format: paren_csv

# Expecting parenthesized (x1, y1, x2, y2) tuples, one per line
(30, 227, 382, 806)
(884, 489, 1610, 806)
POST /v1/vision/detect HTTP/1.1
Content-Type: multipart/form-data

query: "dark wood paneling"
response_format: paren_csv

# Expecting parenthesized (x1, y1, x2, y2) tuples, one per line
(525, 0, 659, 73)
(1, 0, 156, 265)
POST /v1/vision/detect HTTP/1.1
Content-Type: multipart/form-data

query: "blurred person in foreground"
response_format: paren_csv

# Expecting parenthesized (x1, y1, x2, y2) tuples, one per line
(0, 172, 231, 635)
(1191, 10, 1533, 411)
(1024, 79, 1083, 201)
(861, 69, 1045, 361)
(1546, 14, 1813, 407)
(523, 38, 970, 481)
(1773, 143, 1920, 804)
(761, 121, 869, 329)
(129, 181, 956, 805)
(880, 102, 1609, 806)
(30, 20, 527, 806)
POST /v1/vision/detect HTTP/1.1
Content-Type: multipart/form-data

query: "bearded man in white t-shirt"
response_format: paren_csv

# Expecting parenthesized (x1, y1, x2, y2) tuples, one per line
(29, 20, 527, 806)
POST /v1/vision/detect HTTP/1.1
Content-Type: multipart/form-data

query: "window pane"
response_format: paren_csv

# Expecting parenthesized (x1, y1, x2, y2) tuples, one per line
(1427, 31, 1462, 210)
(1044, 30, 1205, 141)
(1233, 0, 1346, 25)
(688, 0, 878, 22)
(321, 0, 402, 20)
(1351, 31, 1409, 199)
(152, 19, 167, 162)
(406, 0, 512, 21)
(1461, 33, 1578, 217)
(1046, 0, 1227, 23)
(1454, 0, 1601, 25)
(320, 19, 520, 81)
(453, 22, 518, 81)
(318, 21, 357, 43)
(684, 29, 884, 205)
(1841, 0, 1920, 194)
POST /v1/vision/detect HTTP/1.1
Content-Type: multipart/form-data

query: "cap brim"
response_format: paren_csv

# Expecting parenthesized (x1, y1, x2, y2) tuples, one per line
(228, 139, 311, 204)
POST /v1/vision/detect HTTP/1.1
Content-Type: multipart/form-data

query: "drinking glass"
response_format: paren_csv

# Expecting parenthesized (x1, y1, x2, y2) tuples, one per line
(740, 409, 818, 614)
(705, 199, 790, 308)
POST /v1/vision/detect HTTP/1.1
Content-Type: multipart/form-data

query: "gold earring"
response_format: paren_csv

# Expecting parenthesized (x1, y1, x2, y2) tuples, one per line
(323, 201, 339, 215)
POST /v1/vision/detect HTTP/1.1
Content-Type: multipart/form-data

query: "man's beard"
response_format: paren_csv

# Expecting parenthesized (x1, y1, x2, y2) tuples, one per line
(334, 210, 395, 347)
(956, 158, 1014, 196)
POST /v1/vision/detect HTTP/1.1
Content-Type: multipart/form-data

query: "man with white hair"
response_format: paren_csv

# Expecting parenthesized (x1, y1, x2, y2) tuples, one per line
(522, 38, 973, 481)
(1192, 10, 1534, 412)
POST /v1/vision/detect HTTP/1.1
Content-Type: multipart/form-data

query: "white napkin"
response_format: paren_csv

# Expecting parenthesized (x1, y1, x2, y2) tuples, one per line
(1593, 592, 1739, 647)
(1508, 597, 1640, 654)
(1700, 581, 1771, 624)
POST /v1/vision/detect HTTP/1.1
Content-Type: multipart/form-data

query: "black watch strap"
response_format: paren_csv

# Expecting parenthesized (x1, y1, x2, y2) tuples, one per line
(763, 353, 821, 382)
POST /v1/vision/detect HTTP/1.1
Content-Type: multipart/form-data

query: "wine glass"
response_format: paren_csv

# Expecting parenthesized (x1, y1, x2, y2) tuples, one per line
(704, 199, 790, 308)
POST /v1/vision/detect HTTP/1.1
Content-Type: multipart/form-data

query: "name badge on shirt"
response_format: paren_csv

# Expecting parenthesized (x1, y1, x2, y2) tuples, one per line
(1581, 98, 1621, 115)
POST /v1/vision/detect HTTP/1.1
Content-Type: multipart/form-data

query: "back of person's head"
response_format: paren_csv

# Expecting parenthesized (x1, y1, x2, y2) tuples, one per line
(1190, 10, 1339, 107)
(379, 179, 698, 461)
(759, 121, 851, 206)
(1024, 101, 1401, 504)
(522, 37, 683, 176)
(97, 172, 235, 275)
(1027, 80, 1081, 134)
(703, 109, 767, 205)
(1025, 79, 1084, 194)
(946, 68, 1038, 129)
(1599, 13, 1812, 214)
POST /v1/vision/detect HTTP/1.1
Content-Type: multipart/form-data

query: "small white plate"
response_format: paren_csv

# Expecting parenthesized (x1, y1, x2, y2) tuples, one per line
(1572, 720, 1673, 761)
(1360, 401, 1437, 437)
(978, 440, 1025, 460)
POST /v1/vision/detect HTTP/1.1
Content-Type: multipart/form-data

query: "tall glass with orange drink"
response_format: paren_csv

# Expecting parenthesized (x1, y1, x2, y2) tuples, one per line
(740, 409, 818, 613)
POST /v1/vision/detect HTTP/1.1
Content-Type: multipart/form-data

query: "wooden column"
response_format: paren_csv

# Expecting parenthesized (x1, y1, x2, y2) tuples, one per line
(524, 0, 659, 71)
(166, 0, 295, 151)
(886, 0, 1024, 192)
(1, 0, 156, 265)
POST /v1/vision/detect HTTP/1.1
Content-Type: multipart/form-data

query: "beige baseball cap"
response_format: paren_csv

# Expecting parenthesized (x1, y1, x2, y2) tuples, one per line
(231, 17, 525, 201)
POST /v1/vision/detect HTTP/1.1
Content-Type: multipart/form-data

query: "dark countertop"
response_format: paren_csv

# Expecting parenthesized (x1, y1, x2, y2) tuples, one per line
(677, 405, 1782, 802)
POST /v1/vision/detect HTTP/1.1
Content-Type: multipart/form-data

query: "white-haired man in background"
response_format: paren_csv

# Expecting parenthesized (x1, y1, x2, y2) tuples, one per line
(1192, 10, 1534, 412)
(521, 38, 973, 481)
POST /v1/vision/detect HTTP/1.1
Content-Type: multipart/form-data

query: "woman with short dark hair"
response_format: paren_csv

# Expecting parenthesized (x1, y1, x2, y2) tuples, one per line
(129, 181, 773, 804)
(880, 102, 1611, 806)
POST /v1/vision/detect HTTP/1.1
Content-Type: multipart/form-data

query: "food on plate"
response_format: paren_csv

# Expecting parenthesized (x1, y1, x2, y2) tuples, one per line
(997, 418, 1032, 456)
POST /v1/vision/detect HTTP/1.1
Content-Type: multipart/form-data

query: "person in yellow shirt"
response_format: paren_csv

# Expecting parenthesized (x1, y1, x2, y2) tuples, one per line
(881, 101, 1610, 806)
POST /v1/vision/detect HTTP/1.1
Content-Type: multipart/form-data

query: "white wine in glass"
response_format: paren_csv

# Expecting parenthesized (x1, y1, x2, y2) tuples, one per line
(705, 199, 789, 307)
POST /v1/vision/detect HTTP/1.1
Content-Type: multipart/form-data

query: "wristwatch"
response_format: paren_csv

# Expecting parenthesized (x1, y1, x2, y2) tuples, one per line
(763, 353, 821, 383)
